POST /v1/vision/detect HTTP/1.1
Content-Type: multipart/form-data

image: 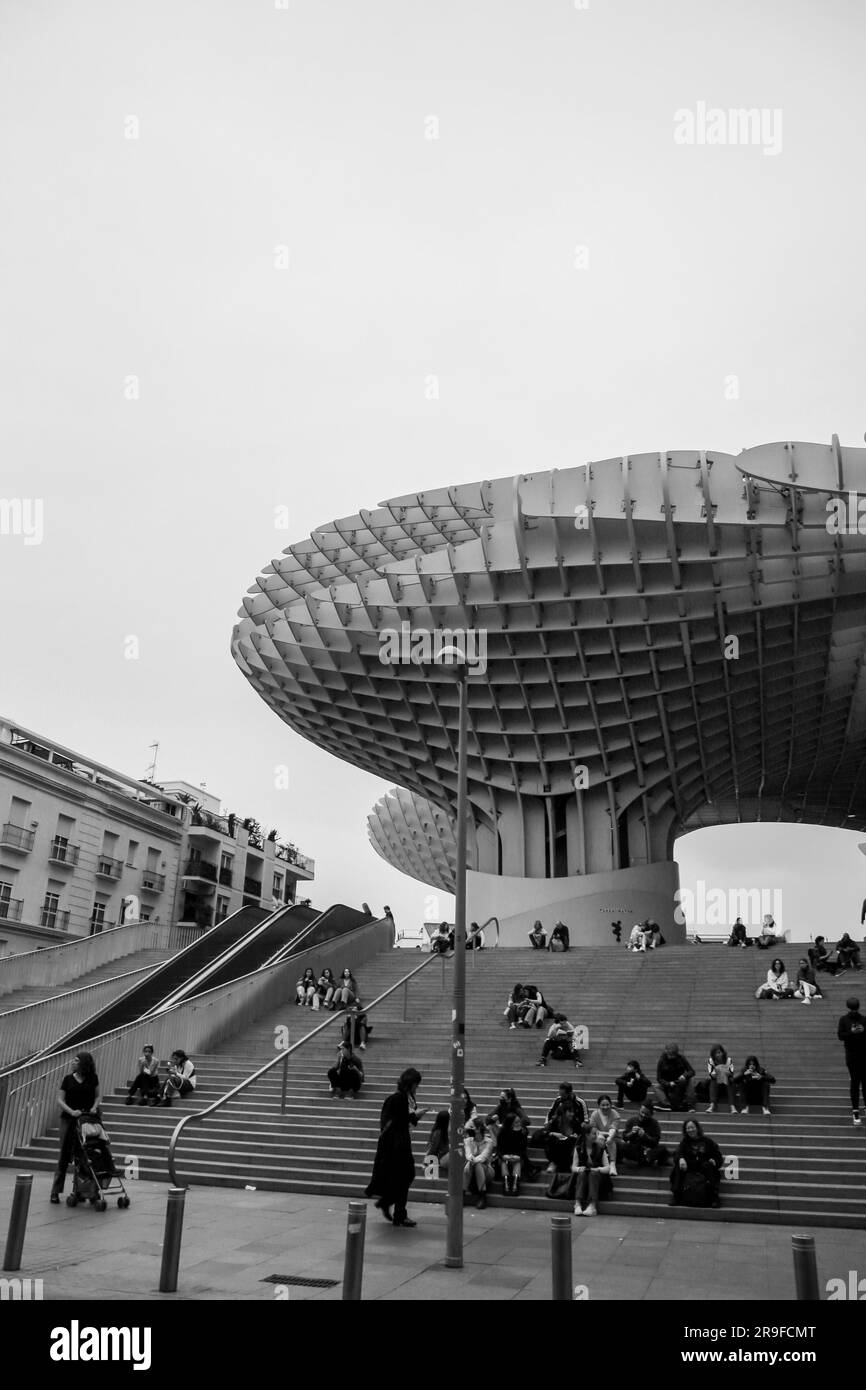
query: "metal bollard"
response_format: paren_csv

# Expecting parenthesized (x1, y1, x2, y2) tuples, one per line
(158, 1187, 187, 1293)
(342, 1200, 367, 1300)
(791, 1234, 820, 1301)
(3, 1174, 33, 1272)
(551, 1214, 573, 1301)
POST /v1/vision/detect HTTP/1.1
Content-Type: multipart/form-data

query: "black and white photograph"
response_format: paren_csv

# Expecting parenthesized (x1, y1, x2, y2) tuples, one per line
(1, 0, 864, 1364)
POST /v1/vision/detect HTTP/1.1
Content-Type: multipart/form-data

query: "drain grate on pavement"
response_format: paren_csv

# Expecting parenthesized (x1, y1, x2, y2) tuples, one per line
(261, 1274, 339, 1289)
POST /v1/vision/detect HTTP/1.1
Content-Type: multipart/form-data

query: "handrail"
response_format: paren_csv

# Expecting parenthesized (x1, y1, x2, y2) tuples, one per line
(167, 949, 444, 1187)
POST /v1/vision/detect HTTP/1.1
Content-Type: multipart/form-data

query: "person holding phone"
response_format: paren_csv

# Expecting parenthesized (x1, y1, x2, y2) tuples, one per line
(365, 1067, 427, 1226)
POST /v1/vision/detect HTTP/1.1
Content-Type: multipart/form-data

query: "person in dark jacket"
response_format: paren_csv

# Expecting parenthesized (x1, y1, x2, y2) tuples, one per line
(528, 920, 547, 949)
(793, 958, 822, 1003)
(655, 1042, 695, 1111)
(669, 1118, 724, 1207)
(487, 1087, 531, 1128)
(837, 934, 862, 972)
(548, 921, 570, 952)
(125, 1043, 159, 1104)
(533, 1083, 588, 1171)
(620, 1101, 668, 1167)
(520, 983, 550, 1029)
(732, 1055, 775, 1114)
(808, 937, 837, 975)
(327, 1041, 364, 1097)
(504, 982, 527, 1028)
(341, 1003, 371, 1050)
(50, 1051, 100, 1203)
(496, 1112, 529, 1194)
(365, 1067, 426, 1226)
(430, 922, 453, 954)
(726, 918, 749, 948)
(838, 997, 866, 1126)
(424, 1109, 451, 1172)
(615, 1059, 650, 1107)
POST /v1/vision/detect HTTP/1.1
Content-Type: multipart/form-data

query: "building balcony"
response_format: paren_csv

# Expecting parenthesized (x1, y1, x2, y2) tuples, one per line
(275, 843, 315, 877)
(40, 908, 70, 931)
(95, 855, 124, 880)
(1, 822, 35, 854)
(141, 870, 166, 895)
(48, 839, 80, 868)
(218, 867, 233, 888)
(0, 898, 24, 922)
(243, 876, 263, 898)
(182, 859, 217, 894)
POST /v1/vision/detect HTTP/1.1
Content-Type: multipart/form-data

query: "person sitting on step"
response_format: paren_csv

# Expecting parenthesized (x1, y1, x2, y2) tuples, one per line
(732, 1055, 775, 1115)
(424, 1109, 451, 1173)
(755, 958, 793, 1000)
(462, 1087, 478, 1124)
(520, 983, 551, 1029)
(548, 921, 570, 952)
(837, 933, 862, 973)
(644, 919, 665, 949)
(755, 916, 783, 950)
(532, 1082, 588, 1173)
(341, 1002, 371, 1050)
(488, 1087, 531, 1129)
(794, 958, 822, 1004)
(430, 921, 453, 955)
(669, 1118, 724, 1208)
(620, 1101, 668, 1168)
(327, 1040, 364, 1098)
(704, 1044, 736, 1113)
(537, 1013, 583, 1068)
(296, 966, 317, 1006)
(159, 1050, 196, 1107)
(627, 922, 648, 952)
(504, 981, 527, 1029)
(463, 1118, 496, 1209)
(315, 967, 336, 1010)
(332, 967, 358, 1010)
(466, 921, 485, 950)
(655, 1042, 695, 1111)
(615, 1059, 651, 1107)
(496, 1111, 529, 1195)
(726, 918, 749, 948)
(587, 1094, 621, 1175)
(572, 1121, 613, 1218)
(808, 936, 837, 975)
(528, 919, 547, 949)
(126, 1043, 160, 1105)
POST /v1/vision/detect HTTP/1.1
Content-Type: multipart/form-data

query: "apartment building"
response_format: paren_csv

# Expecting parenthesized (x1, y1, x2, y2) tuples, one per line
(0, 719, 315, 955)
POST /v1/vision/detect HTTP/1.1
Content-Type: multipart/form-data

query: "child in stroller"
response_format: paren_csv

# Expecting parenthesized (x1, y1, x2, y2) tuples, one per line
(66, 1114, 131, 1211)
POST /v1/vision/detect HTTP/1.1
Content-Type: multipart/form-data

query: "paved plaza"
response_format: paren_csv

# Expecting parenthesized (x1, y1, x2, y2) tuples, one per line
(2, 1171, 858, 1302)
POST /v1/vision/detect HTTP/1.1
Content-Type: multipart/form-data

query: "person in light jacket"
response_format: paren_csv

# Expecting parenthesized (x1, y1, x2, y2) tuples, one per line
(463, 1118, 496, 1209)
(755, 958, 792, 1000)
(296, 967, 317, 1006)
(705, 1044, 736, 1113)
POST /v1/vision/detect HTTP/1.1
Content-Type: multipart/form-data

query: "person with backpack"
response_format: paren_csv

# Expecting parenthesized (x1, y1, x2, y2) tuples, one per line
(159, 1050, 196, 1107)
(669, 1118, 724, 1208)
(838, 997, 866, 1127)
(537, 1013, 584, 1068)
(327, 1040, 364, 1098)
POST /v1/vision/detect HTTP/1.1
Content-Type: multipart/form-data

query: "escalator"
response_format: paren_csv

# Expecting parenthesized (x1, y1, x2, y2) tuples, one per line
(34, 904, 270, 1057)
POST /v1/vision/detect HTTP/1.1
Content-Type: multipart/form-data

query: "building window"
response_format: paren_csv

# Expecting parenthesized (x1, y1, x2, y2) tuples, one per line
(273, 873, 283, 899)
(215, 895, 230, 924)
(140, 911, 151, 922)
(41, 891, 61, 930)
(127, 840, 139, 868)
(0, 881, 12, 920)
(89, 901, 107, 936)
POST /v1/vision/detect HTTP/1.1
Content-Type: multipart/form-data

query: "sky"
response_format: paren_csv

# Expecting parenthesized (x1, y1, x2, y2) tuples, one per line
(1, 0, 865, 942)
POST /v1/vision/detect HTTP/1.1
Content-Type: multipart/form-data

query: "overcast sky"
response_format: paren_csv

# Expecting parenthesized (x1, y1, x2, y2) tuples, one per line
(1, 0, 865, 942)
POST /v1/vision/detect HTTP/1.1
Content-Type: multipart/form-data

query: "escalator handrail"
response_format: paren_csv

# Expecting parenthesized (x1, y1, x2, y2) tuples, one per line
(167, 948, 442, 1187)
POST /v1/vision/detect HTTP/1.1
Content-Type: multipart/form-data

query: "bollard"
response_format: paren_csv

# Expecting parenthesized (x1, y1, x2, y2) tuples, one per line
(791, 1234, 820, 1301)
(551, 1214, 573, 1301)
(342, 1200, 367, 1300)
(280, 1053, 289, 1115)
(3, 1174, 33, 1272)
(158, 1187, 187, 1293)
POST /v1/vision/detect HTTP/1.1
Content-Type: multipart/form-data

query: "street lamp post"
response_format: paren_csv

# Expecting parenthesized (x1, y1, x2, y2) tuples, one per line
(445, 664, 469, 1268)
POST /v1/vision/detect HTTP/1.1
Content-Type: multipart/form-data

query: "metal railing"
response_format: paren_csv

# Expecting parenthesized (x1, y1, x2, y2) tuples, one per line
(95, 856, 123, 880)
(1, 823, 35, 853)
(182, 859, 217, 883)
(48, 841, 80, 867)
(0, 920, 185, 1001)
(39, 909, 70, 932)
(0, 913, 394, 1159)
(168, 948, 445, 1187)
(0, 899, 24, 923)
(0, 961, 164, 1071)
(141, 871, 166, 894)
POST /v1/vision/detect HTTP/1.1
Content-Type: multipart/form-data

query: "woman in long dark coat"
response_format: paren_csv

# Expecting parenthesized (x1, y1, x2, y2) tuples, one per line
(365, 1067, 426, 1226)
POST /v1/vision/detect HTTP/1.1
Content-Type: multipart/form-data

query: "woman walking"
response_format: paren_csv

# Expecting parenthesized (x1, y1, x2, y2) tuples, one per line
(365, 1067, 426, 1227)
(51, 1051, 100, 1203)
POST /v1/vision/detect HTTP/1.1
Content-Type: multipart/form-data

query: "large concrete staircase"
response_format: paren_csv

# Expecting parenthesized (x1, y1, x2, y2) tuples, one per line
(10, 946, 866, 1227)
(0, 946, 177, 1013)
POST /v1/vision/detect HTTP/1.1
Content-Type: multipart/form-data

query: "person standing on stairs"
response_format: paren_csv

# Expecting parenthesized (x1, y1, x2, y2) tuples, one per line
(837, 997, 866, 1127)
(365, 1067, 426, 1226)
(50, 1051, 100, 1203)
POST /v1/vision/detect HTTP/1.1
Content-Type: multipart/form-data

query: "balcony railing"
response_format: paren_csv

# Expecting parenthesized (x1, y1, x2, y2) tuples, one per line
(183, 859, 217, 883)
(218, 867, 233, 888)
(140, 870, 166, 894)
(1, 823, 35, 853)
(48, 840, 80, 867)
(40, 908, 70, 932)
(0, 898, 24, 922)
(275, 843, 315, 874)
(95, 855, 124, 880)
(243, 876, 263, 897)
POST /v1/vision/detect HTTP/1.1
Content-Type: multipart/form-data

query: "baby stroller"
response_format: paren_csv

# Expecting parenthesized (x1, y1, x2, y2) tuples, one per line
(66, 1113, 131, 1211)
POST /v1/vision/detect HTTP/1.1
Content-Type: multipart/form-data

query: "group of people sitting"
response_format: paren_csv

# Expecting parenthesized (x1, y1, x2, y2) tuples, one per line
(423, 1072, 732, 1215)
(618, 1043, 775, 1115)
(125, 1046, 197, 1108)
(724, 916, 787, 949)
(527, 921, 571, 951)
(429, 920, 488, 953)
(502, 983, 585, 1068)
(754, 941, 862, 1002)
(626, 920, 665, 951)
(295, 965, 361, 1011)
